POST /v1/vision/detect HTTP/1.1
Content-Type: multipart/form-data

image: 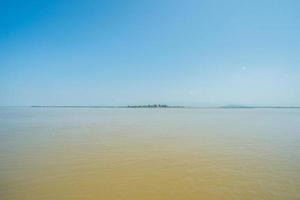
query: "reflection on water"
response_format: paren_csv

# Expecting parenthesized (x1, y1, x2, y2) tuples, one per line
(0, 108, 299, 200)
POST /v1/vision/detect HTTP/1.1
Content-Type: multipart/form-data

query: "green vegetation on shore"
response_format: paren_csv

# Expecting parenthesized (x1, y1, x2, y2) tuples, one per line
(30, 105, 300, 109)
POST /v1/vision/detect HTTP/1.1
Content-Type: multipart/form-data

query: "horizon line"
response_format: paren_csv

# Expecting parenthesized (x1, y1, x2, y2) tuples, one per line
(28, 105, 300, 109)
(1, 105, 300, 109)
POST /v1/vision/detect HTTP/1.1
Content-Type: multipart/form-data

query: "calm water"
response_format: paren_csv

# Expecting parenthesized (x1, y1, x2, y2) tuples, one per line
(0, 108, 299, 200)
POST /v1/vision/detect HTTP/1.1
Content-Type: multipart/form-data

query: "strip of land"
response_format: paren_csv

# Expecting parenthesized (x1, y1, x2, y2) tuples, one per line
(31, 105, 300, 109)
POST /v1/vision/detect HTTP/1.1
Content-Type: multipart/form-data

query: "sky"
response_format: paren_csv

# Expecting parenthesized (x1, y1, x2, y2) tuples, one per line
(0, 0, 299, 106)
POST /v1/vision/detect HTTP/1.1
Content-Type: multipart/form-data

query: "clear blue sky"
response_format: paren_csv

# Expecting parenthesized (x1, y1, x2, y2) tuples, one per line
(1, 0, 299, 106)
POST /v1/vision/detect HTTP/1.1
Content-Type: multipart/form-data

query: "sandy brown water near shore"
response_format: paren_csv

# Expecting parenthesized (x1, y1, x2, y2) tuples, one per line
(1, 108, 299, 199)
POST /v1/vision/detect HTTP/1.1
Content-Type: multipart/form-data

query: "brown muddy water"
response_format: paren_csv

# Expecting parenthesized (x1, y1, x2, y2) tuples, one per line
(0, 108, 299, 200)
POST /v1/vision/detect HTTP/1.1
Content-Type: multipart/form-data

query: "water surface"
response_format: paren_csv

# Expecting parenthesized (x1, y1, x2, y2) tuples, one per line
(0, 108, 299, 199)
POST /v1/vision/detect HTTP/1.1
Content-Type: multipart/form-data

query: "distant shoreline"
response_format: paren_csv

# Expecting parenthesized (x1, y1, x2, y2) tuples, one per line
(29, 105, 300, 109)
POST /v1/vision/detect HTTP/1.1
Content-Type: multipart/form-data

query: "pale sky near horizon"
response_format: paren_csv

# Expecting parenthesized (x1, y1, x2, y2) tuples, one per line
(0, 0, 299, 106)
